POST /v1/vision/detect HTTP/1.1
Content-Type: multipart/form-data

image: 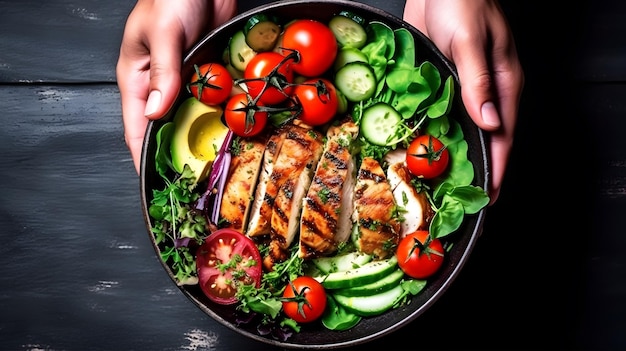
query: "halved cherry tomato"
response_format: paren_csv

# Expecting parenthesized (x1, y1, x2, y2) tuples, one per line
(281, 19, 337, 77)
(405, 134, 450, 179)
(196, 228, 263, 305)
(187, 63, 233, 105)
(282, 276, 327, 323)
(224, 93, 268, 137)
(243, 51, 294, 105)
(293, 78, 338, 126)
(396, 230, 444, 279)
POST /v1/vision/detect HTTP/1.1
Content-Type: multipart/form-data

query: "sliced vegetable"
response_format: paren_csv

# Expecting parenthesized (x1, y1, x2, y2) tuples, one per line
(359, 102, 402, 145)
(315, 256, 398, 289)
(229, 30, 257, 71)
(333, 46, 368, 72)
(244, 14, 281, 52)
(333, 268, 404, 297)
(333, 284, 404, 316)
(334, 61, 377, 102)
(329, 12, 367, 49)
(196, 228, 263, 305)
(311, 251, 372, 274)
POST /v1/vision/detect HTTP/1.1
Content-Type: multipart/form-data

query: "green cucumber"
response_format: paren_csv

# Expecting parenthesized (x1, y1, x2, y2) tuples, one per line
(243, 14, 281, 52)
(334, 62, 377, 102)
(334, 268, 404, 297)
(312, 251, 373, 274)
(228, 30, 257, 72)
(334, 284, 404, 316)
(333, 47, 368, 72)
(359, 102, 402, 145)
(329, 12, 367, 49)
(315, 256, 397, 289)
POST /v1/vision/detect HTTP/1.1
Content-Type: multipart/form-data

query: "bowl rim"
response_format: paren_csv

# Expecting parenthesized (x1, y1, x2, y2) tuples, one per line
(140, 0, 489, 348)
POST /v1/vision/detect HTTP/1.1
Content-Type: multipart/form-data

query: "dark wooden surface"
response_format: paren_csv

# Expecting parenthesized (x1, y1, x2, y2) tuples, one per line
(0, 0, 623, 350)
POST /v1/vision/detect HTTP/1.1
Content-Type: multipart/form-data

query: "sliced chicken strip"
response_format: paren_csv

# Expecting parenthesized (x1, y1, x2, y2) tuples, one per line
(219, 135, 268, 232)
(299, 119, 359, 259)
(353, 157, 401, 259)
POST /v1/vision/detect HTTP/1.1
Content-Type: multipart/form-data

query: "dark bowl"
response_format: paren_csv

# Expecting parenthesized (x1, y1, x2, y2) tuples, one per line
(140, 0, 488, 348)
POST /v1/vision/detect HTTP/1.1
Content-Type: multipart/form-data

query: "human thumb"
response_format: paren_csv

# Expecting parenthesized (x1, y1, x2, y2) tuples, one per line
(143, 31, 184, 120)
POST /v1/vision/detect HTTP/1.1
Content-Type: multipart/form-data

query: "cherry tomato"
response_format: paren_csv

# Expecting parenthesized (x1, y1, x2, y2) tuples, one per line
(281, 19, 337, 77)
(405, 134, 450, 179)
(282, 276, 327, 323)
(196, 228, 263, 305)
(293, 78, 338, 126)
(187, 63, 233, 105)
(243, 52, 294, 105)
(396, 230, 444, 279)
(224, 93, 268, 137)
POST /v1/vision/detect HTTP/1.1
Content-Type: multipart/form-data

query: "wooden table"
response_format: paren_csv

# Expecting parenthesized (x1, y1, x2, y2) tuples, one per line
(1, 0, 623, 349)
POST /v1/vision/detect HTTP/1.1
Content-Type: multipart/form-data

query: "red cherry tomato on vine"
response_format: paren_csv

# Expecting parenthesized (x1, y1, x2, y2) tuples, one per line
(281, 19, 337, 77)
(396, 230, 444, 279)
(196, 228, 263, 305)
(282, 276, 327, 323)
(224, 93, 268, 137)
(243, 51, 294, 105)
(187, 63, 233, 105)
(293, 78, 338, 126)
(405, 134, 450, 179)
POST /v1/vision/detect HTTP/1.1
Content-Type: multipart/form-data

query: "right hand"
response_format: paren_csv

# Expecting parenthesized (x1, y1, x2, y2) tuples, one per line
(404, 0, 524, 205)
(116, 0, 237, 174)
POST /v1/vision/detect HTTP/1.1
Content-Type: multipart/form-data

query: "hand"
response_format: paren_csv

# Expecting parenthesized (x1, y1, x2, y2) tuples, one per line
(403, 0, 524, 205)
(116, 0, 236, 174)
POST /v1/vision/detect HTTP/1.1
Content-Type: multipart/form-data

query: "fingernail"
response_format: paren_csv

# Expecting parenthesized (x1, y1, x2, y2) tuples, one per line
(481, 101, 500, 128)
(144, 90, 162, 117)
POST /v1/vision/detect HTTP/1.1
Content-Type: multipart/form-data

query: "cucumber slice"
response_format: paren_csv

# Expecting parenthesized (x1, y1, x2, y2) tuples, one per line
(334, 268, 404, 297)
(315, 256, 398, 290)
(312, 251, 373, 274)
(335, 62, 377, 102)
(359, 102, 402, 145)
(229, 30, 257, 72)
(333, 47, 368, 72)
(243, 14, 281, 52)
(329, 12, 367, 49)
(334, 284, 404, 316)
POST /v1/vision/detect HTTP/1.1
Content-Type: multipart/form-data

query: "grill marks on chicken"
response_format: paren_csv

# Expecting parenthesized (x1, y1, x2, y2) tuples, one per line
(246, 129, 287, 237)
(220, 122, 433, 265)
(299, 120, 359, 259)
(353, 157, 401, 259)
(266, 126, 324, 265)
(218, 135, 268, 232)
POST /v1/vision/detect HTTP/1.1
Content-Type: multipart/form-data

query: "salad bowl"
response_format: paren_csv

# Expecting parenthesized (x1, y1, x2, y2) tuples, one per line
(140, 0, 489, 348)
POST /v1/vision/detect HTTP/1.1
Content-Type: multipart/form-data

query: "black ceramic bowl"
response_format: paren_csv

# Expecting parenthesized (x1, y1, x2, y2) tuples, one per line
(140, 0, 488, 348)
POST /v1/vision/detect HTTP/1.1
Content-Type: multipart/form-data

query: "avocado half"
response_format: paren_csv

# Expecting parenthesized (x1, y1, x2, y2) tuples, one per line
(170, 97, 230, 183)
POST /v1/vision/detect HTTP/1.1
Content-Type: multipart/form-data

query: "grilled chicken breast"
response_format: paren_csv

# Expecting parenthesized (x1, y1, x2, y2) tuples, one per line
(299, 120, 359, 259)
(266, 126, 324, 265)
(353, 157, 401, 259)
(386, 161, 434, 236)
(219, 135, 267, 232)
(246, 127, 288, 237)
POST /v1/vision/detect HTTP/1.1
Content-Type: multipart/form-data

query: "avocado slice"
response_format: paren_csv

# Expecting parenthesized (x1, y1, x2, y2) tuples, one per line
(170, 97, 229, 183)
